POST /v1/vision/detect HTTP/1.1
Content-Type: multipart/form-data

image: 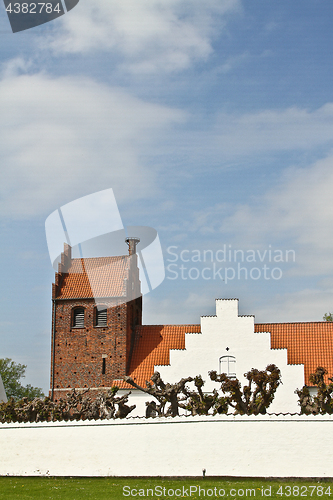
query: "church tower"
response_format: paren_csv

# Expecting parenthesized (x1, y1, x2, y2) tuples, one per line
(50, 238, 142, 401)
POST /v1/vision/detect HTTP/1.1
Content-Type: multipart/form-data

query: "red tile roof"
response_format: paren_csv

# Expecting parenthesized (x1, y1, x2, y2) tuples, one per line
(115, 321, 333, 389)
(255, 322, 333, 385)
(113, 325, 201, 389)
(57, 256, 130, 299)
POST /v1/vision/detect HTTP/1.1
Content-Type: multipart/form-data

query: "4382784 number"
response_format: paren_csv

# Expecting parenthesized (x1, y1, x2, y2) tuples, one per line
(277, 485, 331, 496)
(5, 3, 61, 14)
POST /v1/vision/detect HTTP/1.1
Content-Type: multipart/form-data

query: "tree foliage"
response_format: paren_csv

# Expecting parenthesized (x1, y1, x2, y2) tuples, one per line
(180, 375, 228, 416)
(125, 365, 281, 417)
(0, 358, 44, 401)
(295, 366, 333, 414)
(124, 371, 193, 417)
(323, 313, 333, 322)
(0, 387, 135, 423)
(209, 364, 281, 415)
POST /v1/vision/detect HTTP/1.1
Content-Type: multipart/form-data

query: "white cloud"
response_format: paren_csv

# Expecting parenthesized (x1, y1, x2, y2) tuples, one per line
(164, 149, 333, 281)
(213, 104, 333, 155)
(0, 67, 185, 218)
(157, 103, 333, 174)
(143, 291, 214, 324)
(253, 288, 333, 323)
(219, 154, 333, 276)
(44, 0, 241, 73)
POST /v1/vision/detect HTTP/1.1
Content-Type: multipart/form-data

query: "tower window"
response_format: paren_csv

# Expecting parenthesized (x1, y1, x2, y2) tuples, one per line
(219, 355, 236, 378)
(102, 358, 106, 375)
(73, 307, 85, 328)
(95, 306, 107, 327)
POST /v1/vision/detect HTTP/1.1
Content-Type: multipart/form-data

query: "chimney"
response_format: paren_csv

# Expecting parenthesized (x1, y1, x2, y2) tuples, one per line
(125, 237, 140, 256)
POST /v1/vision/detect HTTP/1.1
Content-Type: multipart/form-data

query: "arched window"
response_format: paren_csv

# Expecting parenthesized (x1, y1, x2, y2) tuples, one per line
(73, 307, 85, 328)
(95, 305, 107, 327)
(219, 355, 236, 378)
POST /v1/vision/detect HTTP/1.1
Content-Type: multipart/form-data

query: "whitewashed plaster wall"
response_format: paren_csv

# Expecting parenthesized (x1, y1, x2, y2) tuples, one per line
(1, 415, 333, 477)
(127, 299, 304, 416)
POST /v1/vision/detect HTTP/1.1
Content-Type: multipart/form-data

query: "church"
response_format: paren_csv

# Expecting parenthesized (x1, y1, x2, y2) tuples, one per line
(50, 239, 333, 414)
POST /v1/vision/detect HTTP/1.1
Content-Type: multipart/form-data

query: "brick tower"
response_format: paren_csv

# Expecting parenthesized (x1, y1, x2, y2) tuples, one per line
(50, 238, 142, 400)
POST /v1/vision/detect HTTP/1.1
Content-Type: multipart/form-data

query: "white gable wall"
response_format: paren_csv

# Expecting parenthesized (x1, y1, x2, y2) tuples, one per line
(156, 299, 304, 414)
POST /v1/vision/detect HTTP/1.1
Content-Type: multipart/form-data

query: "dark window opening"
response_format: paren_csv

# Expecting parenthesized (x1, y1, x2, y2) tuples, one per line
(96, 306, 107, 327)
(102, 358, 106, 375)
(73, 308, 85, 328)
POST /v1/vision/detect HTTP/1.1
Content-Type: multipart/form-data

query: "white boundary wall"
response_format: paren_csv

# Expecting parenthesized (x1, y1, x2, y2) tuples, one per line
(1, 415, 333, 478)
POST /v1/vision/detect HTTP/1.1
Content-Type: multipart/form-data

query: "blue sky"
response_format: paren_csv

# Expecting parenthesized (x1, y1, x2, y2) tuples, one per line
(1, 0, 333, 392)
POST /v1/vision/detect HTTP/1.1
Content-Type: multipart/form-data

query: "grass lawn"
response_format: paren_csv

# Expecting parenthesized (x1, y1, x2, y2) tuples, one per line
(0, 477, 332, 500)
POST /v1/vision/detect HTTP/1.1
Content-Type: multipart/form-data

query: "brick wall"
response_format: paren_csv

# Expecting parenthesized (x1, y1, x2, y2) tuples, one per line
(50, 242, 142, 401)
(51, 298, 134, 400)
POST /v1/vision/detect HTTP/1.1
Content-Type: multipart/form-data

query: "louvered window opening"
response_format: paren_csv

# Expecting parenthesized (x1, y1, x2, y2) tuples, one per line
(73, 308, 85, 328)
(96, 308, 107, 327)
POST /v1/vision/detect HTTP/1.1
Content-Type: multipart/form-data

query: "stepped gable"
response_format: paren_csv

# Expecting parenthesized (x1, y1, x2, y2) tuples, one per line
(255, 321, 333, 385)
(114, 324, 201, 388)
(113, 320, 333, 390)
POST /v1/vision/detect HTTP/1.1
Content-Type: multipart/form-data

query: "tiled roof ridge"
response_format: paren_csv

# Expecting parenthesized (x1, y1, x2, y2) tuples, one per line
(69, 254, 129, 262)
(137, 324, 200, 328)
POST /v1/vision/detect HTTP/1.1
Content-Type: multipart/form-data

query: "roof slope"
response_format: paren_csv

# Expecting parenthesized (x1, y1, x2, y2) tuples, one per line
(57, 256, 130, 299)
(255, 322, 333, 385)
(115, 321, 333, 389)
(114, 324, 201, 388)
